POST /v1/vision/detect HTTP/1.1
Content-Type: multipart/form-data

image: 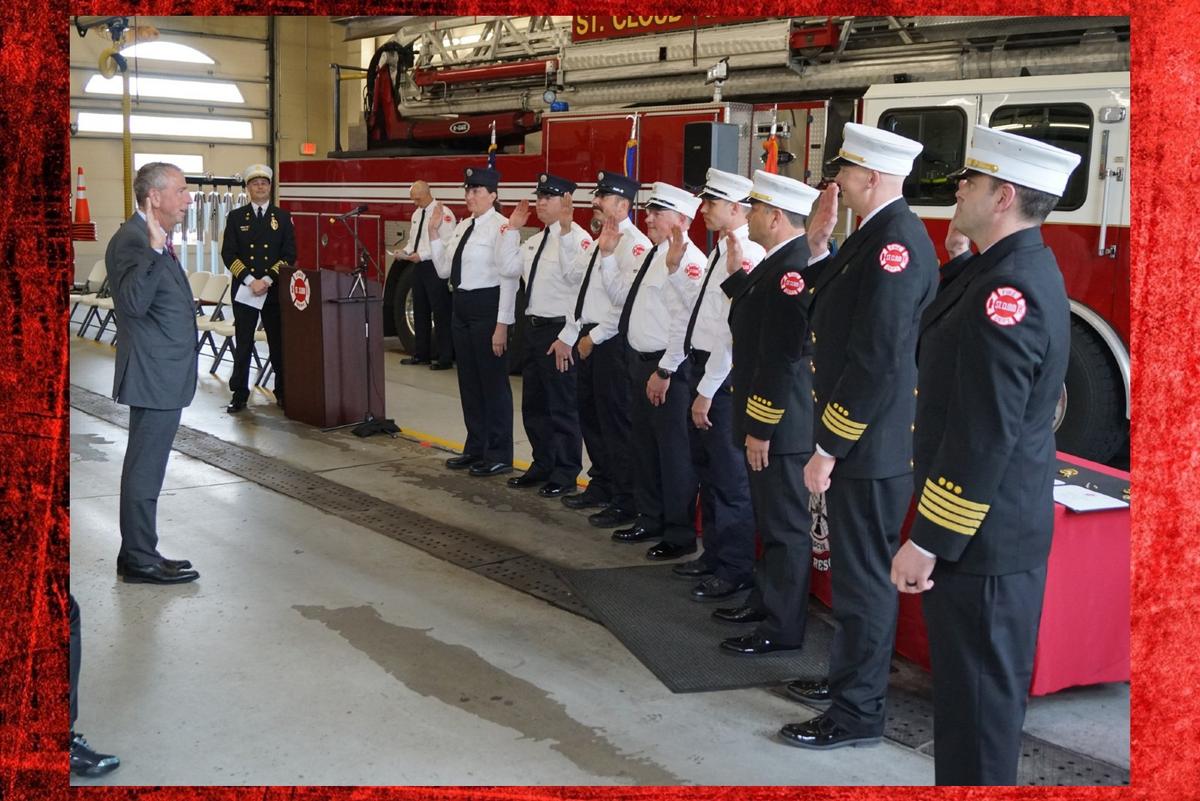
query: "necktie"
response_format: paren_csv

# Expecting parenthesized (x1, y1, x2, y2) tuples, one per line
(257, 206, 264, 220)
(573, 247, 601, 322)
(450, 218, 476, 289)
(683, 246, 722, 354)
(617, 244, 659, 338)
(165, 238, 176, 262)
(524, 229, 551, 305)
(413, 207, 426, 255)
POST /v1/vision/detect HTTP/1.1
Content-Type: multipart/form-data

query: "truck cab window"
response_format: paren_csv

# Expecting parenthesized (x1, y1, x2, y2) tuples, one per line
(878, 107, 967, 207)
(989, 104, 1093, 212)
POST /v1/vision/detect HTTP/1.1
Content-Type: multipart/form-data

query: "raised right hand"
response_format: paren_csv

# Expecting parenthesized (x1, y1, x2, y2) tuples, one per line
(945, 218, 971, 258)
(144, 200, 166, 252)
(508, 198, 532, 230)
(806, 183, 840, 258)
(724, 232, 744, 275)
(427, 202, 444, 239)
(596, 216, 621, 256)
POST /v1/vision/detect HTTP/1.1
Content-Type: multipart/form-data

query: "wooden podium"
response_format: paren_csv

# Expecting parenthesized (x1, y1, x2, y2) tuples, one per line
(279, 267, 385, 428)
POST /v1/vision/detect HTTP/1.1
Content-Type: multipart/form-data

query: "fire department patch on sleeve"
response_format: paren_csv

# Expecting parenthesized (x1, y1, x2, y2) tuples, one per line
(779, 271, 805, 295)
(985, 286, 1027, 326)
(741, 259, 753, 273)
(499, 223, 510, 234)
(685, 262, 702, 279)
(581, 238, 592, 251)
(632, 244, 647, 257)
(879, 243, 910, 273)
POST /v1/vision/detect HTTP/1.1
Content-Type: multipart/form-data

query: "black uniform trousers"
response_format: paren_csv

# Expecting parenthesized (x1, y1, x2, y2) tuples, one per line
(576, 330, 636, 511)
(521, 318, 582, 486)
(924, 564, 1047, 786)
(746, 452, 813, 643)
(69, 593, 80, 729)
(410, 259, 454, 364)
(230, 293, 282, 403)
(119, 406, 183, 568)
(686, 351, 755, 583)
(825, 473, 912, 735)
(628, 351, 697, 546)
(451, 286, 512, 464)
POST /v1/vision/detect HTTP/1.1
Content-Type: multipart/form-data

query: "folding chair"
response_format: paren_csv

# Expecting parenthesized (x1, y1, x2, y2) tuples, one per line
(195, 273, 232, 358)
(188, 271, 211, 311)
(70, 260, 107, 330)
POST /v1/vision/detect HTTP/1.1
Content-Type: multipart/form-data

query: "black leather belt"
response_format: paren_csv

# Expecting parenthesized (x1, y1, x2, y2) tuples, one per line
(527, 315, 566, 328)
(453, 285, 499, 294)
(636, 349, 666, 362)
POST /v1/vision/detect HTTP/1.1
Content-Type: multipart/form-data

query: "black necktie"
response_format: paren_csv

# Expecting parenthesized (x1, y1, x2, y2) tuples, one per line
(413, 207, 426, 254)
(683, 247, 722, 354)
(617, 244, 659, 338)
(525, 229, 551, 304)
(450, 218, 475, 288)
(257, 206, 264, 220)
(573, 246, 601, 322)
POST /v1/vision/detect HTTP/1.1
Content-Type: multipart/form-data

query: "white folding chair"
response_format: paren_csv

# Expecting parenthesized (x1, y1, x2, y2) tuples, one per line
(188, 271, 211, 312)
(72, 260, 108, 336)
(194, 273, 232, 358)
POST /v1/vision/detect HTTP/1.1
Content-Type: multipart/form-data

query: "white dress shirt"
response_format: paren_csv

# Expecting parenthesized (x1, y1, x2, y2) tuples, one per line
(430, 207, 521, 325)
(558, 217, 651, 347)
(403, 201, 456, 262)
(500, 220, 592, 318)
(604, 233, 707, 358)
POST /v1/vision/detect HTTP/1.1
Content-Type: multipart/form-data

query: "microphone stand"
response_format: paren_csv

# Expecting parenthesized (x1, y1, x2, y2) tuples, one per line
(321, 211, 400, 438)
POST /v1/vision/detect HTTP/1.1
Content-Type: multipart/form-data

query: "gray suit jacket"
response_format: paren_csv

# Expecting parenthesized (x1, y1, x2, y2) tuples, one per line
(105, 213, 198, 410)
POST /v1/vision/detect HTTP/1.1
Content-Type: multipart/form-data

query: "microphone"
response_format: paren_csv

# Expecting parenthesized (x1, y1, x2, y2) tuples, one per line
(329, 204, 368, 222)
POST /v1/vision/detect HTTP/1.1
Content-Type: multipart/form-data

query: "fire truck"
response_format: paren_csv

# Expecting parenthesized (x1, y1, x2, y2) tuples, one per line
(278, 15, 1130, 464)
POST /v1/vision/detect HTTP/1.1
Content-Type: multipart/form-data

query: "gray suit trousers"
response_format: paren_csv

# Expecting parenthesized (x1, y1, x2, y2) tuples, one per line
(119, 406, 183, 567)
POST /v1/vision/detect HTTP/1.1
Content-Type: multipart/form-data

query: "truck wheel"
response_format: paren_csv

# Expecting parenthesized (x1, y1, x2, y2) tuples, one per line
(1054, 317, 1128, 465)
(391, 266, 417, 355)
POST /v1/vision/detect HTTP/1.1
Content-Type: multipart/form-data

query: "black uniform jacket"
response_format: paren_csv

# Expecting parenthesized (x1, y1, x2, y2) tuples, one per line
(808, 199, 937, 478)
(721, 234, 818, 455)
(910, 226, 1070, 574)
(221, 203, 297, 302)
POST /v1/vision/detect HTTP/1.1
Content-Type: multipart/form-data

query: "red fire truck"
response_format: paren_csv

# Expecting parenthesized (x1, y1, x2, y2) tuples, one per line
(278, 15, 1129, 464)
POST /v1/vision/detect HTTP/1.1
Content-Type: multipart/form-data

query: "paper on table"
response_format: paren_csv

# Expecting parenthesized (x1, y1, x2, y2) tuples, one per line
(235, 280, 267, 310)
(1053, 483, 1129, 513)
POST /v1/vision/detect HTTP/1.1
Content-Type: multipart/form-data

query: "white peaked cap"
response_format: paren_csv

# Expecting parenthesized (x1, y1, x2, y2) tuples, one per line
(748, 170, 820, 216)
(834, 122, 923, 177)
(645, 181, 702, 218)
(700, 168, 754, 205)
(959, 124, 1083, 197)
(244, 163, 273, 182)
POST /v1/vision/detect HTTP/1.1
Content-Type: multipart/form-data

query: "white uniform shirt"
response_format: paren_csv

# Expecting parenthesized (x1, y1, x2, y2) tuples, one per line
(403, 201, 456, 262)
(500, 220, 592, 318)
(430, 207, 521, 324)
(558, 217, 651, 347)
(604, 233, 707, 360)
(672, 223, 766, 397)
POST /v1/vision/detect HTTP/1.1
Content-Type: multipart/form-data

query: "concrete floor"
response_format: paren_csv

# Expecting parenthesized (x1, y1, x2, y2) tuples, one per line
(68, 330, 1128, 785)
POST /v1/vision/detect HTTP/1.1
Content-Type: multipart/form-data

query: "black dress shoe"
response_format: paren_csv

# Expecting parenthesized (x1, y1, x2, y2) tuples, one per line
(538, 481, 572, 498)
(589, 506, 638, 528)
(719, 632, 802, 655)
(611, 524, 661, 543)
(507, 471, 549, 488)
(469, 461, 513, 477)
(784, 678, 831, 704)
(645, 541, 697, 561)
(120, 562, 199, 585)
(562, 487, 610, 510)
(712, 604, 767, 624)
(116, 556, 192, 577)
(429, 362, 454, 371)
(401, 357, 430, 365)
(691, 575, 753, 600)
(226, 399, 247, 414)
(446, 454, 481, 470)
(70, 733, 120, 777)
(672, 559, 715, 578)
(778, 713, 881, 750)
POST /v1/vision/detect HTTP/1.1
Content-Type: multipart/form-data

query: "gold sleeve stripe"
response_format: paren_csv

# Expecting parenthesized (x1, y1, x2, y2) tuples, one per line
(920, 490, 987, 528)
(229, 259, 248, 277)
(270, 260, 286, 274)
(924, 479, 991, 514)
(827, 408, 867, 432)
(747, 407, 784, 425)
(922, 484, 988, 522)
(821, 407, 864, 440)
(917, 497, 979, 536)
(747, 398, 784, 419)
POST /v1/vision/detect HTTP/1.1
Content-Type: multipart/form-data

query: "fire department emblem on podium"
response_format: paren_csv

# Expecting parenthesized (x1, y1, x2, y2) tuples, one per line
(290, 269, 310, 311)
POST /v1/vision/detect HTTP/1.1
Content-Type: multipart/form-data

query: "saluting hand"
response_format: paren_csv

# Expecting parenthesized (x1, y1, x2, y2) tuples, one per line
(945, 218, 971, 259)
(143, 199, 167, 253)
(508, 198, 532, 230)
(724, 231, 744, 275)
(806, 183, 840, 259)
(558, 194, 575, 234)
(427, 202, 444, 239)
(664, 224, 686, 274)
(596, 216, 621, 256)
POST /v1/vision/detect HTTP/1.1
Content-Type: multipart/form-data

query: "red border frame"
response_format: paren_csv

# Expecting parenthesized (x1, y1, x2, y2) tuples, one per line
(4, 3, 1183, 798)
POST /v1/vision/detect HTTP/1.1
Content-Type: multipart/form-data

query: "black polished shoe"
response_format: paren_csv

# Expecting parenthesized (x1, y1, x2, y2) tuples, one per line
(120, 562, 199, 585)
(611, 524, 661, 543)
(672, 559, 715, 578)
(469, 461, 513, 477)
(445, 454, 481, 470)
(538, 481, 572, 498)
(589, 506, 638, 528)
(691, 575, 753, 600)
(719, 632, 802, 655)
(562, 487, 610, 510)
(507, 471, 549, 489)
(712, 604, 767, 624)
(116, 556, 192, 577)
(784, 678, 832, 704)
(225, 399, 247, 414)
(429, 362, 454, 371)
(401, 357, 430, 365)
(646, 541, 697, 561)
(778, 713, 881, 750)
(70, 733, 120, 777)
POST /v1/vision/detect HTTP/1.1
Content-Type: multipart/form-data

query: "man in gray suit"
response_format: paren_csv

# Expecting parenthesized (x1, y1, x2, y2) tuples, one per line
(105, 162, 201, 584)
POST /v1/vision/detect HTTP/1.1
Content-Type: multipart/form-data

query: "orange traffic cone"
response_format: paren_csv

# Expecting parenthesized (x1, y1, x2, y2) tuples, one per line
(74, 166, 91, 224)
